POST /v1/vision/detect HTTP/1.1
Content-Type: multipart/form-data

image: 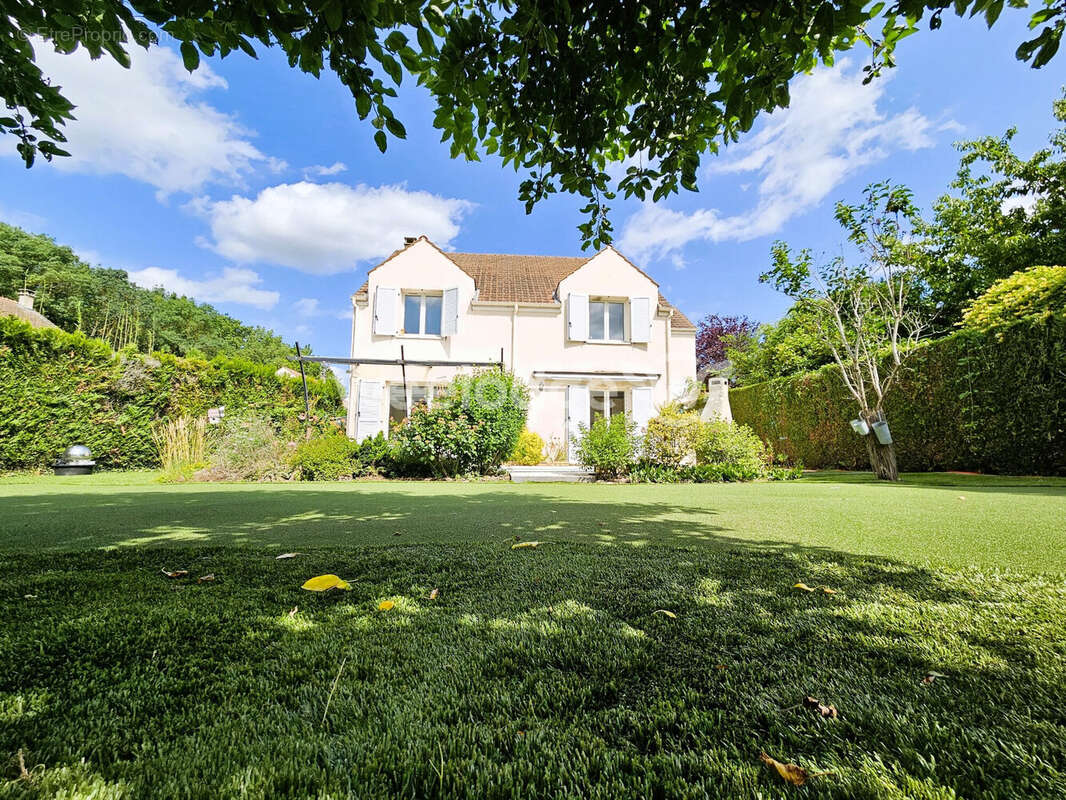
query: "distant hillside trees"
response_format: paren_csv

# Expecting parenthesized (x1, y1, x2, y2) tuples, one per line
(0, 222, 315, 370)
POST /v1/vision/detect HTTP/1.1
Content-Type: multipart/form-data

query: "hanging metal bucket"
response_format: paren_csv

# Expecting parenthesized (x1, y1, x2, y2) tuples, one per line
(849, 418, 870, 436)
(872, 421, 893, 445)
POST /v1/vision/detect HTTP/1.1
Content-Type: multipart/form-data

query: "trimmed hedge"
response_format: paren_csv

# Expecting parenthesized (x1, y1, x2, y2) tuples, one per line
(730, 317, 1066, 475)
(0, 317, 343, 469)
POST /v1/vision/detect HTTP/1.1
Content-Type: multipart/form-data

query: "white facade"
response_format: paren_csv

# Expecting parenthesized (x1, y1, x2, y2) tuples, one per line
(345, 237, 697, 463)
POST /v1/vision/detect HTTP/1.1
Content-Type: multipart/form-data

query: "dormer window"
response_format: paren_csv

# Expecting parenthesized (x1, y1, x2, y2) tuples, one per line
(589, 299, 625, 342)
(403, 292, 442, 336)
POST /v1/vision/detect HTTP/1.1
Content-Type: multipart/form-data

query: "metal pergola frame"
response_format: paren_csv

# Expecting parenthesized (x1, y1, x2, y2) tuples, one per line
(290, 343, 505, 428)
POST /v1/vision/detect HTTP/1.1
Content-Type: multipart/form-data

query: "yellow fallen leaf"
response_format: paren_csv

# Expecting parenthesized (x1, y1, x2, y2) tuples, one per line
(161, 569, 189, 579)
(301, 574, 352, 592)
(760, 752, 809, 786)
(653, 609, 677, 619)
(197, 574, 216, 584)
(276, 552, 303, 560)
(821, 586, 837, 595)
(378, 600, 395, 611)
(793, 582, 815, 592)
(428, 588, 439, 600)
(511, 541, 541, 549)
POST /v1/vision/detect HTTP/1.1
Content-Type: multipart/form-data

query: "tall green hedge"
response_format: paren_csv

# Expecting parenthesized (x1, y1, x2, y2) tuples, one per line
(0, 317, 343, 469)
(729, 317, 1066, 475)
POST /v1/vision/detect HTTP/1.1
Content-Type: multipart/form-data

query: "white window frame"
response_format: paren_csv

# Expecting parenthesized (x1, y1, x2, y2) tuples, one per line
(589, 389, 627, 424)
(387, 383, 440, 432)
(401, 292, 444, 337)
(588, 298, 626, 343)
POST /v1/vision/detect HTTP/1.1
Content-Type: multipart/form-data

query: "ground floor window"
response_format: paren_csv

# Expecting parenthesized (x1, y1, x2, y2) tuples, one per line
(388, 383, 446, 429)
(590, 389, 626, 425)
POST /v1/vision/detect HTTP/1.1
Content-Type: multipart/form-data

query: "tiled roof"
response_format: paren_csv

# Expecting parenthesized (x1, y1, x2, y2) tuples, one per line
(0, 297, 58, 330)
(355, 241, 696, 330)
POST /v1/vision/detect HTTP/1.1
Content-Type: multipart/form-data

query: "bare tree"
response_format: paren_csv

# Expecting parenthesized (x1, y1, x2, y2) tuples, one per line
(762, 182, 929, 481)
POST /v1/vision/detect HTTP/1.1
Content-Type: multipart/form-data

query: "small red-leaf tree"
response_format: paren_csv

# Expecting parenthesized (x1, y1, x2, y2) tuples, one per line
(761, 182, 930, 481)
(696, 314, 759, 372)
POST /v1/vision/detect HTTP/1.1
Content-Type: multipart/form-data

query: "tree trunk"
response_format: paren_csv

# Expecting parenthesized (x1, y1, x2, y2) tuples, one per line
(862, 410, 899, 481)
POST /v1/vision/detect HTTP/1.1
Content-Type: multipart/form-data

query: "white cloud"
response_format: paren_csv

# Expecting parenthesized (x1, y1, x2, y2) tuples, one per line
(27, 43, 281, 195)
(293, 297, 320, 316)
(304, 162, 348, 178)
(193, 181, 473, 274)
(619, 61, 943, 262)
(128, 266, 279, 309)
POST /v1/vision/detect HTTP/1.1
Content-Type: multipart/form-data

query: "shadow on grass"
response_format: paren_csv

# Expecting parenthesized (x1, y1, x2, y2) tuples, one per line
(1, 541, 1063, 799)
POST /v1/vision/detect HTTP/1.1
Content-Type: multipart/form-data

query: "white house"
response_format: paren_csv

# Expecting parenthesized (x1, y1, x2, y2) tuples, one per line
(345, 236, 697, 461)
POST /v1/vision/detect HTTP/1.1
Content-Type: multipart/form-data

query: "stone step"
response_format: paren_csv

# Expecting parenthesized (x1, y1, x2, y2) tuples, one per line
(504, 465, 594, 483)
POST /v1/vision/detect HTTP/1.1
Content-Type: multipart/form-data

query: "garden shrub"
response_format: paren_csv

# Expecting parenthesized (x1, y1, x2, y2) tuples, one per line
(354, 431, 392, 475)
(510, 429, 545, 465)
(729, 316, 1066, 475)
(291, 433, 359, 480)
(393, 403, 478, 478)
(642, 403, 702, 467)
(576, 415, 638, 479)
(695, 420, 770, 473)
(195, 415, 293, 482)
(394, 369, 528, 477)
(440, 369, 529, 472)
(0, 317, 342, 470)
(961, 265, 1066, 334)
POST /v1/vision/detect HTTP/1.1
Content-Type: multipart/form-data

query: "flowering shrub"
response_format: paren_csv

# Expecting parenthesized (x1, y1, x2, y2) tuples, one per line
(290, 433, 359, 480)
(510, 429, 545, 465)
(695, 419, 770, 473)
(394, 369, 528, 477)
(642, 403, 702, 467)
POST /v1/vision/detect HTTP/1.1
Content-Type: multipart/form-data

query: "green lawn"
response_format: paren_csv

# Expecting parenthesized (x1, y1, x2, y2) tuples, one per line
(1, 470, 1063, 570)
(1, 472, 1064, 798)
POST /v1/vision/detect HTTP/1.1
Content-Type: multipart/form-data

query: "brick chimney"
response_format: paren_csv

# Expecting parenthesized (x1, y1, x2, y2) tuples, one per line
(16, 289, 35, 310)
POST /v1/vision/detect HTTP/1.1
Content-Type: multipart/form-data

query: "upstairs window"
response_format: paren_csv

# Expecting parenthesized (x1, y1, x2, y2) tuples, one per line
(403, 293, 442, 335)
(588, 299, 625, 342)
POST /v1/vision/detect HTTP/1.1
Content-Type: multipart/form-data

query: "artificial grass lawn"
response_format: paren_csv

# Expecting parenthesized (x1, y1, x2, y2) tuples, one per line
(2, 544, 1064, 799)
(1, 473, 1064, 798)
(0, 471, 1064, 571)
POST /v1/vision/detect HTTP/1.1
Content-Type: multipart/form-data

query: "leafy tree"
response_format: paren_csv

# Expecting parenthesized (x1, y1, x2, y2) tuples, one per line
(917, 92, 1066, 326)
(2, 1, 1063, 246)
(762, 183, 930, 481)
(695, 314, 758, 372)
(0, 221, 315, 369)
(960, 264, 1066, 333)
(726, 305, 835, 386)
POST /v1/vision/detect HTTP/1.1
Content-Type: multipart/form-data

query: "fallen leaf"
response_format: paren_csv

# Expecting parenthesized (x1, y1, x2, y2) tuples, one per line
(301, 574, 352, 592)
(802, 696, 839, 718)
(760, 752, 809, 786)
(716, 664, 727, 670)
(275, 552, 303, 560)
(821, 586, 837, 595)
(511, 541, 541, 549)
(289, 606, 298, 617)
(922, 670, 947, 684)
(197, 574, 216, 583)
(378, 600, 395, 611)
(161, 569, 189, 579)
(23, 595, 37, 600)
(793, 582, 815, 592)
(392, 532, 402, 537)
(428, 588, 439, 600)
(653, 609, 677, 619)
(958, 496, 966, 500)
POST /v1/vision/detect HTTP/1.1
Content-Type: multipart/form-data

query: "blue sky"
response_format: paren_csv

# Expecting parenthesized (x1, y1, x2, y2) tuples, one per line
(1, 12, 1062, 379)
